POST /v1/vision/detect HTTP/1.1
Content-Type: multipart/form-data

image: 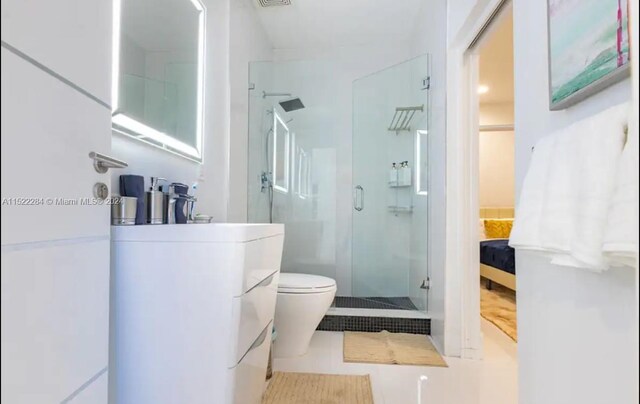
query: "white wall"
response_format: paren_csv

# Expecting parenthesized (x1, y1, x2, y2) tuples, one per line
(228, 0, 273, 222)
(410, 0, 448, 350)
(112, 0, 231, 221)
(512, 1, 636, 403)
(631, 1, 640, 401)
(448, 0, 484, 44)
(448, 0, 637, 402)
(479, 102, 515, 208)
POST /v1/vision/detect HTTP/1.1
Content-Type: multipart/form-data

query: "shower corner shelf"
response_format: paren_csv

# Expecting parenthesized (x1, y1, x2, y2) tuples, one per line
(388, 205, 413, 214)
(388, 182, 412, 188)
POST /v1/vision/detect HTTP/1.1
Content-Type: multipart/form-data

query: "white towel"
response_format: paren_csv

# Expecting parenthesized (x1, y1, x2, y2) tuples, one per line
(507, 135, 555, 252)
(510, 103, 629, 271)
(602, 108, 638, 268)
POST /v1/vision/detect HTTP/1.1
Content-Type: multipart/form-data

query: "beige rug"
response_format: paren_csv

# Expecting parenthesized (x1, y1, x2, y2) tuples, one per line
(480, 281, 518, 341)
(262, 372, 374, 404)
(343, 331, 447, 367)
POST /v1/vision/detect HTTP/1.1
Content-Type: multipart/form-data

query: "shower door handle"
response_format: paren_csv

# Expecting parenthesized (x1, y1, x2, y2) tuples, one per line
(354, 185, 364, 211)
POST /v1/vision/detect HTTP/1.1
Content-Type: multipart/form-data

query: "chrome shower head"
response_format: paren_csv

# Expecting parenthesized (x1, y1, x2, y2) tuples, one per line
(257, 0, 291, 7)
(279, 97, 305, 112)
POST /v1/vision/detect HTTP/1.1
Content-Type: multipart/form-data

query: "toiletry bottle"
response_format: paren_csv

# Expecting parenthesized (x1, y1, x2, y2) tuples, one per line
(162, 184, 176, 224)
(189, 182, 198, 222)
(389, 163, 398, 186)
(400, 161, 412, 186)
(146, 177, 165, 224)
(171, 183, 190, 224)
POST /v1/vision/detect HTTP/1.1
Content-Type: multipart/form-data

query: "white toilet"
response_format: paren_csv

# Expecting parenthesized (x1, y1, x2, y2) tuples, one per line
(273, 273, 337, 358)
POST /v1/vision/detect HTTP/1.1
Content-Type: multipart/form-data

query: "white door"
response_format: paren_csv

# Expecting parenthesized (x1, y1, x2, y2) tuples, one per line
(1, 0, 114, 402)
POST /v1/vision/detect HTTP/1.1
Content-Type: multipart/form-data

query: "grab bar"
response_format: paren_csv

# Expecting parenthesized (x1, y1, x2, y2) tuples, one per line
(354, 185, 364, 211)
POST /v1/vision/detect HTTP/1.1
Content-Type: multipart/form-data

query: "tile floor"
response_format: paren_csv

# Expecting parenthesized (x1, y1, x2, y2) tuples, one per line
(273, 319, 518, 404)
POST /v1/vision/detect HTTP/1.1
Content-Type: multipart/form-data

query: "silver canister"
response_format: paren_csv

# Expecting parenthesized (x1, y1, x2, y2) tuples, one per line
(146, 190, 164, 224)
(111, 196, 138, 225)
(163, 192, 175, 224)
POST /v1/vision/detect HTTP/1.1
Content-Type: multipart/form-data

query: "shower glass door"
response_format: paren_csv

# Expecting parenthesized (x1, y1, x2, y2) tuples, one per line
(352, 55, 431, 312)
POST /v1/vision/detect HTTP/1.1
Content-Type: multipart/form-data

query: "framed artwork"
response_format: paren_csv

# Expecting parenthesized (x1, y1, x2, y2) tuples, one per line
(548, 0, 630, 110)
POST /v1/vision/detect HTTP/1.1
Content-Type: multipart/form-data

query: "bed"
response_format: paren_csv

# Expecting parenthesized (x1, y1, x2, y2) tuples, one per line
(479, 208, 516, 291)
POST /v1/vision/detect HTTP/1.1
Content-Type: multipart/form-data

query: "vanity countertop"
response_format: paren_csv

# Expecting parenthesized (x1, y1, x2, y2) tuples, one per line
(111, 222, 284, 243)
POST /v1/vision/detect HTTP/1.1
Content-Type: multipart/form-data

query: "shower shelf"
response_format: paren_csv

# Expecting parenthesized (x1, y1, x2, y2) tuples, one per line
(387, 105, 424, 134)
(388, 205, 413, 213)
(388, 182, 411, 188)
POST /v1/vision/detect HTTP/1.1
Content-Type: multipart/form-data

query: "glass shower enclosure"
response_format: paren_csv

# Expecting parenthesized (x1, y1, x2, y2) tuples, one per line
(351, 55, 431, 312)
(247, 55, 431, 314)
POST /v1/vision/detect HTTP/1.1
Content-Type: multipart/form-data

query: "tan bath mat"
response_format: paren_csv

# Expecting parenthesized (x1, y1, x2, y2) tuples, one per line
(343, 331, 447, 367)
(262, 372, 374, 404)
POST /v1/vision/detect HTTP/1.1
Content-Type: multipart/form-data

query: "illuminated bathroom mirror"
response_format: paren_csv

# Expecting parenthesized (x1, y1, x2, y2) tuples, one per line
(273, 111, 290, 193)
(416, 130, 429, 196)
(112, 0, 205, 162)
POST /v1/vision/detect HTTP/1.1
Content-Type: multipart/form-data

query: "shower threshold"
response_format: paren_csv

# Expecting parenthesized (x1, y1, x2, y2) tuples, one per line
(321, 297, 430, 334)
(320, 305, 431, 334)
(326, 307, 430, 319)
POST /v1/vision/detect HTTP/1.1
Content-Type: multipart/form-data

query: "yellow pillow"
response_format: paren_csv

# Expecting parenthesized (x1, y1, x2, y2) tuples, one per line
(483, 219, 513, 239)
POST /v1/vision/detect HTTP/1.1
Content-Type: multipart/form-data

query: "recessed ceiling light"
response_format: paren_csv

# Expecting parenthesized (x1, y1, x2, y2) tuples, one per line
(478, 85, 490, 94)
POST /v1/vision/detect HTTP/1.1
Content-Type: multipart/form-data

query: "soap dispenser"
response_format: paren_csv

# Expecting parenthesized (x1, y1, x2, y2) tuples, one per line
(389, 162, 398, 186)
(399, 161, 412, 186)
(146, 177, 165, 224)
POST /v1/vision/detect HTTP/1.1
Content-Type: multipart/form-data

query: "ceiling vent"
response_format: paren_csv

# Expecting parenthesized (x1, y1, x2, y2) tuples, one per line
(257, 0, 291, 7)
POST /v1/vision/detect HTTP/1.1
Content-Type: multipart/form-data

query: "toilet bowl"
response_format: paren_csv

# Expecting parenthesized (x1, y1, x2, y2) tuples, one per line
(273, 273, 337, 358)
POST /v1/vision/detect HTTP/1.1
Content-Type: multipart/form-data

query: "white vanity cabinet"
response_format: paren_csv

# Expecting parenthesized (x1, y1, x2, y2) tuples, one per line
(109, 223, 284, 404)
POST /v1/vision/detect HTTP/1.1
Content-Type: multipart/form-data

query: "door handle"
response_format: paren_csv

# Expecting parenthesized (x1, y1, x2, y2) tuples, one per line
(354, 185, 364, 211)
(89, 152, 128, 173)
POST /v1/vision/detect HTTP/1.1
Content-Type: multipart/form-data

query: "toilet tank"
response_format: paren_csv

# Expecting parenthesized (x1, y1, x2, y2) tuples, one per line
(109, 223, 284, 404)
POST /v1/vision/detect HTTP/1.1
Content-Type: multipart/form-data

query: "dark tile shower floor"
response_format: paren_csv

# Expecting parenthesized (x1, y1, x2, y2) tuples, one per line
(333, 296, 418, 311)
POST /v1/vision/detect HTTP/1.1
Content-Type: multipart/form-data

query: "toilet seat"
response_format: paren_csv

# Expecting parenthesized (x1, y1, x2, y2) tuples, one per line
(274, 273, 337, 357)
(278, 273, 336, 294)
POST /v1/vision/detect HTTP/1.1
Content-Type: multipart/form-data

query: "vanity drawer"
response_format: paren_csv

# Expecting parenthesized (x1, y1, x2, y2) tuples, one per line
(230, 271, 278, 366)
(231, 322, 272, 404)
(238, 234, 284, 295)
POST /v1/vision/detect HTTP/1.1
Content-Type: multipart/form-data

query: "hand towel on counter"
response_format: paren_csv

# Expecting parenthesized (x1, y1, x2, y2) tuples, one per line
(602, 108, 638, 268)
(510, 103, 629, 271)
(119, 175, 146, 225)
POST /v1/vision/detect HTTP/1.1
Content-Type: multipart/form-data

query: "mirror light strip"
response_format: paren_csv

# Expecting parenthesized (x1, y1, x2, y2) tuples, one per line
(415, 129, 429, 196)
(195, 0, 205, 160)
(111, 0, 122, 111)
(113, 114, 199, 157)
(273, 110, 290, 194)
